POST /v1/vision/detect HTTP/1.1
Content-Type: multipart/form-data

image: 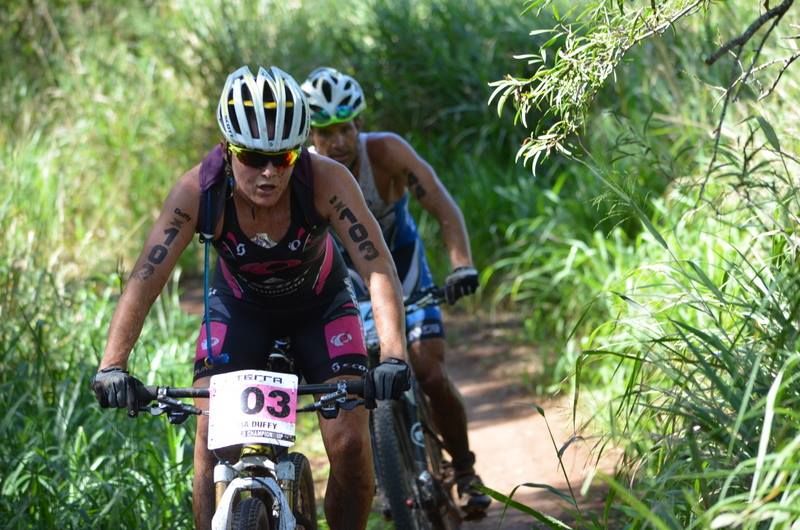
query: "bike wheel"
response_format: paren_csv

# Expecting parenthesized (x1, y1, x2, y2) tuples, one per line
(373, 400, 432, 530)
(231, 497, 272, 530)
(289, 452, 318, 530)
(415, 390, 461, 530)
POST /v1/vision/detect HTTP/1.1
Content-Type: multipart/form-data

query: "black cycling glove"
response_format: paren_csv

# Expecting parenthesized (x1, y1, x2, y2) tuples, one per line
(90, 367, 143, 417)
(369, 358, 411, 401)
(444, 266, 479, 304)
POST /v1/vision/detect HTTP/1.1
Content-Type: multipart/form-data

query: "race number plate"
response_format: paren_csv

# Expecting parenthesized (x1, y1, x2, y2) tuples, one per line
(207, 370, 299, 450)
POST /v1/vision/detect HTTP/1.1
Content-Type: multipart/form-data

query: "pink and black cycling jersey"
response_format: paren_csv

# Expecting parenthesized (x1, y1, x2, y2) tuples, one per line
(192, 146, 367, 382)
(210, 179, 344, 304)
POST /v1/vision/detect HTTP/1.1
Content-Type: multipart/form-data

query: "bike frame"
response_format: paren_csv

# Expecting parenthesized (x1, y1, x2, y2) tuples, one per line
(139, 372, 366, 530)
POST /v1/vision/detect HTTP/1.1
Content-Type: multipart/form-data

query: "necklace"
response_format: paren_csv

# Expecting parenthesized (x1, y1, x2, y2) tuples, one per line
(251, 232, 278, 249)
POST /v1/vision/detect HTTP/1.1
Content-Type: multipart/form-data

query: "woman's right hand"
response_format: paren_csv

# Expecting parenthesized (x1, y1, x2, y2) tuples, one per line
(90, 367, 143, 416)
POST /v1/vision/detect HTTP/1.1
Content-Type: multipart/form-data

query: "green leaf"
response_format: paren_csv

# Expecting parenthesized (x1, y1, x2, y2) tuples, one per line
(755, 115, 781, 153)
(687, 260, 726, 303)
(480, 484, 574, 529)
(602, 474, 674, 530)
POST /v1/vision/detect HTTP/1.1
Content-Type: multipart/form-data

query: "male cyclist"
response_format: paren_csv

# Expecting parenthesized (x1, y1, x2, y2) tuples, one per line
(90, 65, 410, 530)
(302, 67, 491, 518)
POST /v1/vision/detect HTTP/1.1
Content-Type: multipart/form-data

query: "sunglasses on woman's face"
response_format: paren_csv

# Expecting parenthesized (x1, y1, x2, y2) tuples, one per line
(228, 144, 301, 169)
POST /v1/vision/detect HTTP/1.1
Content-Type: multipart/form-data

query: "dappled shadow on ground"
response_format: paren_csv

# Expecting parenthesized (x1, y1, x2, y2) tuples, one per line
(443, 310, 550, 428)
(442, 309, 616, 530)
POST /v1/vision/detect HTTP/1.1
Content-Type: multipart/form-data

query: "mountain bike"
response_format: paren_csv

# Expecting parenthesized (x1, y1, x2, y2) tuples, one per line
(134, 341, 373, 530)
(360, 286, 461, 530)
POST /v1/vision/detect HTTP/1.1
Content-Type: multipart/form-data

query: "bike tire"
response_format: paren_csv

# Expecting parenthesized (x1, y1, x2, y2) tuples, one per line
(231, 497, 272, 530)
(373, 400, 432, 530)
(415, 389, 461, 530)
(289, 452, 318, 530)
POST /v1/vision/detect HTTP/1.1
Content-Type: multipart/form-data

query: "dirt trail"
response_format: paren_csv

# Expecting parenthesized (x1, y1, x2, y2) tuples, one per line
(179, 283, 612, 529)
(442, 309, 612, 529)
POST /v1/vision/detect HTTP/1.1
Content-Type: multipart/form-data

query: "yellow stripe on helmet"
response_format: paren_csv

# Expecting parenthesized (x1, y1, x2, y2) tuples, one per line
(228, 100, 295, 108)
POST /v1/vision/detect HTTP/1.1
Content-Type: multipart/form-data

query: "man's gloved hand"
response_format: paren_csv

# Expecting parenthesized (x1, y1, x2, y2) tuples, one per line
(444, 266, 479, 305)
(369, 358, 411, 400)
(90, 367, 143, 416)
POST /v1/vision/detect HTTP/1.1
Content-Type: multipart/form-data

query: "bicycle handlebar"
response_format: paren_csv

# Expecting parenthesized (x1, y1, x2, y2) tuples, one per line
(131, 288, 447, 423)
(358, 285, 447, 314)
(403, 285, 447, 308)
(137, 378, 366, 402)
(135, 376, 370, 424)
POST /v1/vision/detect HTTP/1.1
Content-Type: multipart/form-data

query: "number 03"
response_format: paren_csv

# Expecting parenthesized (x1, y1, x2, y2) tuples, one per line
(240, 386, 292, 418)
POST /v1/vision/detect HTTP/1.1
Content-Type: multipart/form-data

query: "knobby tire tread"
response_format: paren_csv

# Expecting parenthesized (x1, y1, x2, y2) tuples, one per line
(416, 391, 462, 530)
(288, 452, 318, 530)
(231, 497, 272, 530)
(373, 400, 431, 530)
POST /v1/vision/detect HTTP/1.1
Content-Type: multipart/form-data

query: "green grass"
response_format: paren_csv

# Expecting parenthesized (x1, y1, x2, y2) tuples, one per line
(0, 0, 551, 526)
(0, 268, 197, 528)
(4, 0, 800, 527)
(469, 1, 800, 527)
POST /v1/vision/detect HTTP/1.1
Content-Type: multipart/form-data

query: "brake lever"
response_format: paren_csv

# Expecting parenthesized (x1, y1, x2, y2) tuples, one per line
(166, 409, 193, 425)
(300, 390, 364, 419)
(142, 396, 202, 425)
(339, 398, 364, 411)
(319, 402, 339, 419)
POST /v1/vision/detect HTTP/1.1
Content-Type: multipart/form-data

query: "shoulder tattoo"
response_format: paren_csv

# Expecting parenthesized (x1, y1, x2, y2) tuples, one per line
(133, 210, 189, 280)
(406, 170, 427, 199)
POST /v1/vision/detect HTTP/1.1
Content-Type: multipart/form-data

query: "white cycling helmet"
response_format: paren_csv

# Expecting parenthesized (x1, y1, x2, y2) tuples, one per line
(217, 65, 310, 151)
(301, 67, 366, 127)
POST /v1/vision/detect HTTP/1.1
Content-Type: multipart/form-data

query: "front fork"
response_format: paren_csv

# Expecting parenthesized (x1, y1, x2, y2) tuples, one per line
(212, 457, 296, 512)
(214, 463, 234, 506)
(276, 459, 296, 509)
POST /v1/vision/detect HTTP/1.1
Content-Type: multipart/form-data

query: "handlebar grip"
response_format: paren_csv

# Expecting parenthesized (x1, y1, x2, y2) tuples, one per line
(429, 286, 446, 302)
(346, 378, 366, 397)
(138, 385, 158, 402)
(362, 373, 376, 410)
(299, 377, 366, 397)
(134, 385, 209, 405)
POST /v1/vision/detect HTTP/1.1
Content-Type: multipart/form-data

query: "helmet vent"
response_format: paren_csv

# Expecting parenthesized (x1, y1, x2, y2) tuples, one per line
(301, 67, 367, 127)
(321, 80, 332, 101)
(216, 65, 310, 150)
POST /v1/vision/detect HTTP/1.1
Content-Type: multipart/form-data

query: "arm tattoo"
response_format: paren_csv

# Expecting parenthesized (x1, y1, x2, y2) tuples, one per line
(329, 196, 357, 223)
(174, 208, 191, 222)
(406, 171, 427, 199)
(329, 195, 380, 261)
(133, 213, 187, 280)
(134, 263, 156, 280)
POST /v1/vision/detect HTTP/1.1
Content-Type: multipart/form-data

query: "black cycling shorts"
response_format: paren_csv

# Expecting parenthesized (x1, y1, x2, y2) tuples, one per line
(192, 285, 368, 383)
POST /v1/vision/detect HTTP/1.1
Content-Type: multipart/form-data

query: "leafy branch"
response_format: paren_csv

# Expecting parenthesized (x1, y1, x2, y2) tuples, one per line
(699, 0, 794, 199)
(704, 0, 794, 66)
(492, 0, 798, 174)
(490, 0, 706, 172)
